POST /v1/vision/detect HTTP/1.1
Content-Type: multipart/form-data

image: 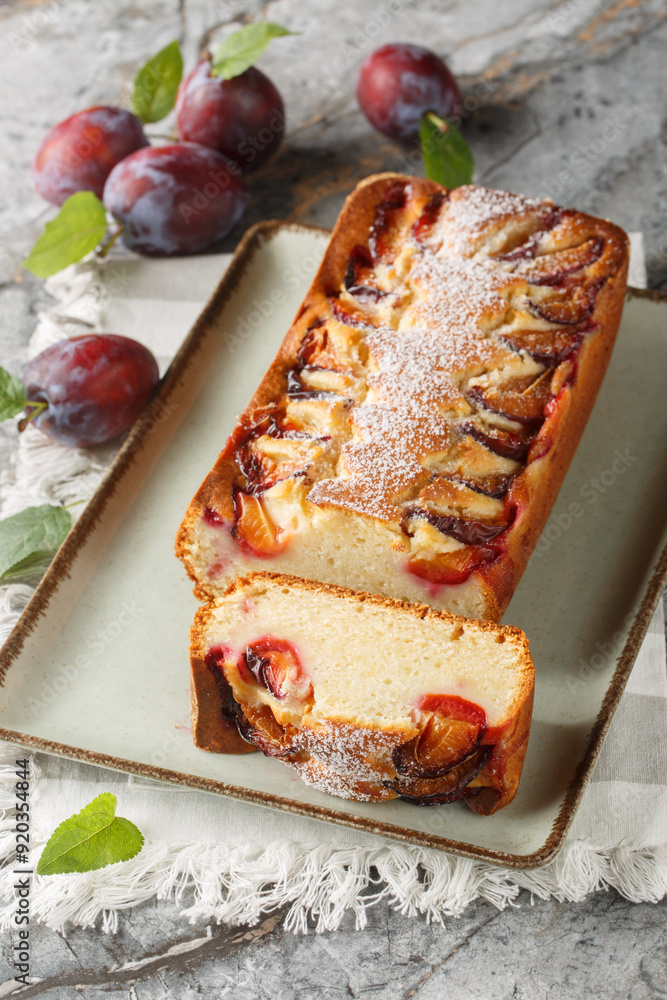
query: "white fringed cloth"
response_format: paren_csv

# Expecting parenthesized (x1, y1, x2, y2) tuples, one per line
(1, 244, 665, 935)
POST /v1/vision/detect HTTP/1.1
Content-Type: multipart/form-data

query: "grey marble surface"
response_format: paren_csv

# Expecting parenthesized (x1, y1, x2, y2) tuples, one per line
(3, 891, 667, 998)
(1, 0, 666, 995)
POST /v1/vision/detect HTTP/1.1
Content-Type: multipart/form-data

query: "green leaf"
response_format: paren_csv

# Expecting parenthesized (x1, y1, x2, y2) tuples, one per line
(0, 550, 60, 585)
(36, 793, 144, 876)
(0, 367, 27, 422)
(211, 23, 298, 80)
(0, 505, 71, 583)
(131, 39, 184, 123)
(23, 192, 108, 278)
(419, 112, 474, 189)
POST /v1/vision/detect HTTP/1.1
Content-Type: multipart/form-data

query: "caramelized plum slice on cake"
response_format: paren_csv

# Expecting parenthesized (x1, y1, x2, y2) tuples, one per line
(460, 418, 536, 462)
(406, 477, 511, 547)
(518, 237, 603, 286)
(328, 294, 383, 330)
(233, 408, 327, 497)
(237, 437, 305, 495)
(388, 745, 492, 804)
(424, 435, 521, 499)
(343, 244, 388, 303)
(296, 318, 368, 373)
(285, 368, 353, 406)
(235, 702, 303, 759)
(404, 478, 511, 585)
(407, 544, 498, 586)
(406, 507, 508, 546)
(433, 194, 564, 260)
(232, 491, 289, 557)
(393, 695, 486, 778)
(297, 320, 329, 367)
(412, 191, 448, 247)
(368, 180, 410, 262)
(465, 370, 553, 427)
(204, 644, 240, 722)
(211, 638, 313, 756)
(499, 324, 590, 365)
(344, 244, 374, 286)
(528, 281, 600, 325)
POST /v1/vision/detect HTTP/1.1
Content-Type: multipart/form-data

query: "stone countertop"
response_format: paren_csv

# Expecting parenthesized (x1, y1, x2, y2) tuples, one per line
(1, 0, 666, 995)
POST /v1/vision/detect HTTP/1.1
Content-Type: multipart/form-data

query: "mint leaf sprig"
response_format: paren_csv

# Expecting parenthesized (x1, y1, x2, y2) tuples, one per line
(0, 371, 75, 581)
(130, 25, 297, 120)
(36, 793, 144, 875)
(131, 39, 184, 124)
(211, 23, 298, 80)
(419, 111, 474, 189)
(23, 191, 109, 278)
(0, 364, 50, 430)
(0, 368, 33, 423)
(0, 504, 72, 584)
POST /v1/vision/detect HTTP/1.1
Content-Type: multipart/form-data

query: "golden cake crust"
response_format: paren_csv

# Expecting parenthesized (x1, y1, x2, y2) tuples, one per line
(177, 174, 629, 620)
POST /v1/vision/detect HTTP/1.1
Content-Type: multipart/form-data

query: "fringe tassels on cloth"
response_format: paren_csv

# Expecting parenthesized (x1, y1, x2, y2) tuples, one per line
(0, 747, 664, 937)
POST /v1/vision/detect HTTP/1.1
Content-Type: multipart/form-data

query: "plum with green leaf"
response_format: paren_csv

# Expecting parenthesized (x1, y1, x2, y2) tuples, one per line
(24, 30, 293, 273)
(24, 143, 249, 276)
(0, 335, 160, 448)
(176, 23, 296, 172)
(357, 43, 460, 142)
(356, 42, 473, 189)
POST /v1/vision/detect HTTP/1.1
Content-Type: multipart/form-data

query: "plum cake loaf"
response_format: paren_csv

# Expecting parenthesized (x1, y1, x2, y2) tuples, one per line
(177, 174, 629, 620)
(191, 573, 535, 814)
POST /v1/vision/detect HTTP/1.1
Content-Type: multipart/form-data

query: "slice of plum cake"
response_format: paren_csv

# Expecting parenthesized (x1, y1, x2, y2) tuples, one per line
(190, 573, 535, 815)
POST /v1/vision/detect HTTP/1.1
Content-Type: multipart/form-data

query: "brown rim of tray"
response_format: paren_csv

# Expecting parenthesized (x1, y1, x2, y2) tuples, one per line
(0, 220, 665, 868)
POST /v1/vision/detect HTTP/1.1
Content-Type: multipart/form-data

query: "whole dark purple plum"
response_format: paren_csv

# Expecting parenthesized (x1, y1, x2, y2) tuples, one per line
(32, 106, 149, 206)
(103, 143, 249, 256)
(22, 334, 159, 448)
(176, 60, 285, 173)
(357, 44, 461, 142)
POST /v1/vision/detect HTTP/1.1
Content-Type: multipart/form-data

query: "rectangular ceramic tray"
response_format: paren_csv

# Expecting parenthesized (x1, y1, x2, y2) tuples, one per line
(1, 222, 666, 868)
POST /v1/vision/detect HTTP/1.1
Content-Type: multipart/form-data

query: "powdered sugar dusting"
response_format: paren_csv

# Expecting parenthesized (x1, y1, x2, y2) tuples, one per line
(409, 253, 509, 367)
(442, 186, 547, 254)
(308, 195, 522, 520)
(233, 183, 601, 527)
(293, 759, 378, 801)
(290, 720, 402, 801)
